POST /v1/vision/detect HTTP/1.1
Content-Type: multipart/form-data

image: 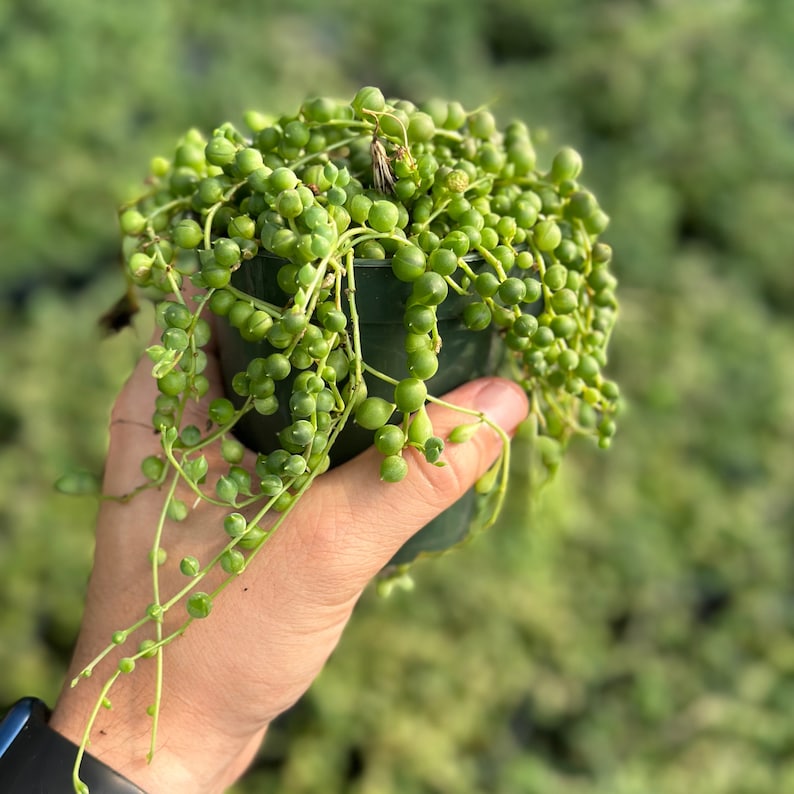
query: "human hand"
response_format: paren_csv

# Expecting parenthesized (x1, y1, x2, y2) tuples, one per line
(50, 335, 528, 793)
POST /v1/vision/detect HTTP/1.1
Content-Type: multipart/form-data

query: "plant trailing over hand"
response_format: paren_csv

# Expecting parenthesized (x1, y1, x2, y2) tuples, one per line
(62, 86, 620, 792)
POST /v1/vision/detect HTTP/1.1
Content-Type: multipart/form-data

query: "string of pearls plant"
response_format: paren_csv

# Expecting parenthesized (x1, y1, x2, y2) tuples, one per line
(65, 86, 619, 792)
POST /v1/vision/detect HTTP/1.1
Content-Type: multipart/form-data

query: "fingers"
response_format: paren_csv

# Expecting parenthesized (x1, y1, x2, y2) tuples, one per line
(103, 354, 162, 494)
(104, 301, 225, 496)
(278, 378, 529, 592)
(106, 328, 529, 602)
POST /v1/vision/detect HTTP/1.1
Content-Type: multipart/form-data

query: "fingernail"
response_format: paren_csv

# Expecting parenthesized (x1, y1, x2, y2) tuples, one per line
(473, 380, 529, 434)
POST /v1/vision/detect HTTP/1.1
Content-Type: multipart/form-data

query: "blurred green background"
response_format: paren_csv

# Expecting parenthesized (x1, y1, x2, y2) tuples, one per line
(2, 1, 794, 791)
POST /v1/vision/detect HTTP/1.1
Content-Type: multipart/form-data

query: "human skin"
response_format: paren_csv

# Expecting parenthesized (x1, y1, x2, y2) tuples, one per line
(49, 340, 528, 793)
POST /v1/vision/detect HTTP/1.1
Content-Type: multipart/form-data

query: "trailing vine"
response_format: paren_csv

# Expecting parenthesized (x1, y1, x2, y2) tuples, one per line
(60, 86, 619, 792)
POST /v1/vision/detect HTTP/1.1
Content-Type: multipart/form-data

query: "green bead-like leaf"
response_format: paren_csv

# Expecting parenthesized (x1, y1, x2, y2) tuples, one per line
(54, 471, 101, 496)
(448, 421, 482, 444)
(380, 455, 409, 483)
(180, 556, 200, 577)
(355, 397, 396, 430)
(118, 657, 136, 674)
(407, 406, 434, 444)
(187, 592, 213, 619)
(185, 455, 209, 483)
(148, 346, 181, 378)
(475, 460, 501, 494)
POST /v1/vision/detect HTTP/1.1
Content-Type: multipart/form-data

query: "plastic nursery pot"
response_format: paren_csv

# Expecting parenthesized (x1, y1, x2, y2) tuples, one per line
(216, 253, 512, 566)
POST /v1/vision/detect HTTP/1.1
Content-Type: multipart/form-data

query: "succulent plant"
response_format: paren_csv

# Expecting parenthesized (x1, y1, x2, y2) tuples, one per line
(63, 85, 620, 791)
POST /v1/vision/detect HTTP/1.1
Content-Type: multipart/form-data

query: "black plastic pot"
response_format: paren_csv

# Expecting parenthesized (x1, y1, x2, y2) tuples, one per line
(216, 253, 505, 565)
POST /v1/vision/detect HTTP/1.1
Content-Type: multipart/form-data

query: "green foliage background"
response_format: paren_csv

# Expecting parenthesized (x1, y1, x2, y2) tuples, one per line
(2, 1, 794, 791)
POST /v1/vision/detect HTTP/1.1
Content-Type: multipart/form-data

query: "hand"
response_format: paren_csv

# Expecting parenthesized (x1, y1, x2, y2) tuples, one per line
(50, 335, 528, 793)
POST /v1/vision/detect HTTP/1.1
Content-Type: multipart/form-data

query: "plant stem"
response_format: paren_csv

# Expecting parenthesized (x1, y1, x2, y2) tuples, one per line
(73, 671, 121, 794)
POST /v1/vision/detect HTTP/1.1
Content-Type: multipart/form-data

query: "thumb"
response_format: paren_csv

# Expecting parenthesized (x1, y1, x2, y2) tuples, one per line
(284, 377, 529, 589)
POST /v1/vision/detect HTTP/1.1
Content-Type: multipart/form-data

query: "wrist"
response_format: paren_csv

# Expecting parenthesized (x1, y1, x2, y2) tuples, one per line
(0, 697, 147, 793)
(50, 686, 267, 794)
